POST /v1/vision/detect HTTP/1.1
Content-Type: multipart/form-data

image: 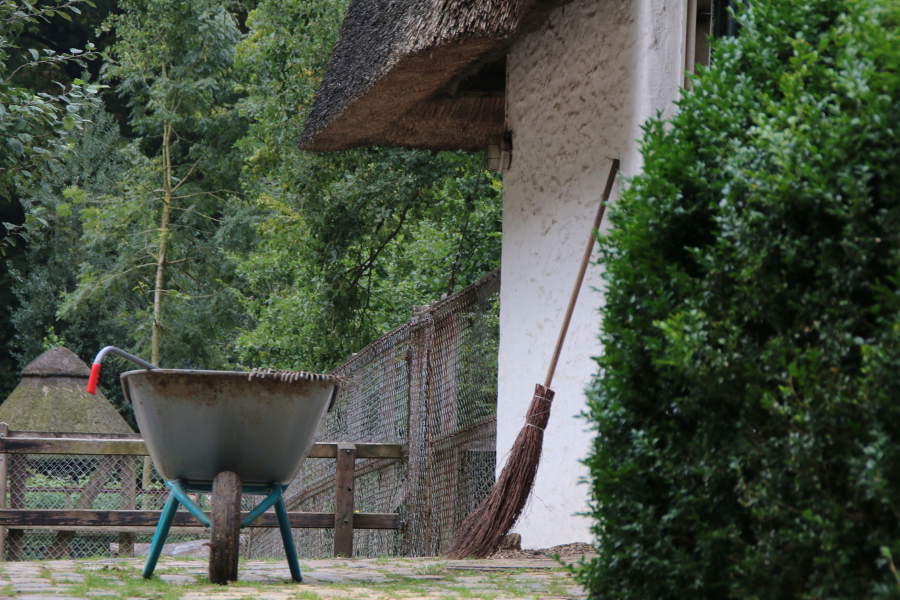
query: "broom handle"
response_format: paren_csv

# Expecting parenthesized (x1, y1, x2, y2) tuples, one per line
(543, 159, 620, 390)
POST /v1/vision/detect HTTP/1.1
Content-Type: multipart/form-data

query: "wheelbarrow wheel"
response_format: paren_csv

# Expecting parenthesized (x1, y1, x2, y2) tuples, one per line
(209, 471, 241, 584)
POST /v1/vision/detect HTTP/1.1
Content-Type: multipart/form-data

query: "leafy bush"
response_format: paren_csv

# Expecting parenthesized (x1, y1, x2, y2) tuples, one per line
(577, 0, 900, 598)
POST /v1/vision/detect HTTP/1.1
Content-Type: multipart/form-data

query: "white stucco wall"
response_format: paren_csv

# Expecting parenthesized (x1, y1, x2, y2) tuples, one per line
(497, 0, 688, 548)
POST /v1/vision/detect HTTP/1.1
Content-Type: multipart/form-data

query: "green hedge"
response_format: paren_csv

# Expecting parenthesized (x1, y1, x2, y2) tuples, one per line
(577, 1, 900, 598)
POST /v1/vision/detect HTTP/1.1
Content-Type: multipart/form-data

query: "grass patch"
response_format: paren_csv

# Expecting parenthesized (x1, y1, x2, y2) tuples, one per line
(66, 570, 280, 600)
(412, 562, 449, 576)
(480, 572, 535, 597)
(542, 574, 575, 598)
(442, 584, 498, 599)
(371, 556, 419, 565)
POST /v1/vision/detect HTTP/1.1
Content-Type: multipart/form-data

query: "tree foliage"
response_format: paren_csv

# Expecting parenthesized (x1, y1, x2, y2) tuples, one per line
(0, 0, 103, 397)
(0, 0, 102, 207)
(8, 107, 137, 420)
(2, 0, 502, 409)
(56, 0, 251, 369)
(577, 0, 900, 597)
(232, 0, 501, 370)
(234, 148, 501, 370)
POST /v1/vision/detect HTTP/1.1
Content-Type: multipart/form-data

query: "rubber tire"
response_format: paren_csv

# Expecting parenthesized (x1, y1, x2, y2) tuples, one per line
(209, 471, 241, 584)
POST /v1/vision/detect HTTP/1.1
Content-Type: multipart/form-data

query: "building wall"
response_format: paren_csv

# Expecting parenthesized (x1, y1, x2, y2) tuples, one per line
(498, 0, 688, 548)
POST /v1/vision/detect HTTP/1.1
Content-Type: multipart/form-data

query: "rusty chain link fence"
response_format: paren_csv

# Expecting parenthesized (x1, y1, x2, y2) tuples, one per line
(1, 270, 499, 560)
(247, 270, 500, 558)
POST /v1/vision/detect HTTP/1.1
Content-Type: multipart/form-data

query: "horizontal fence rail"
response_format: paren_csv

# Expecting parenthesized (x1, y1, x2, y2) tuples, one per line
(0, 427, 405, 559)
(0, 510, 400, 529)
(0, 434, 406, 460)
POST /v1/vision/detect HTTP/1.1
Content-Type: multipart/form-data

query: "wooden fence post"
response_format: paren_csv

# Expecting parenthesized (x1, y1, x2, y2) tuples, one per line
(6, 454, 25, 560)
(0, 423, 7, 561)
(118, 458, 136, 557)
(402, 316, 433, 556)
(333, 443, 356, 557)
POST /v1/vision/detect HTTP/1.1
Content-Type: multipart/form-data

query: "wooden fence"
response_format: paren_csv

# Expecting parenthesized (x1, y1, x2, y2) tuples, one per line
(0, 425, 404, 560)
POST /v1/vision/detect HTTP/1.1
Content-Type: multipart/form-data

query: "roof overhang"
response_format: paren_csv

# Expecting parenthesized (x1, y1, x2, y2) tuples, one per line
(301, 0, 568, 151)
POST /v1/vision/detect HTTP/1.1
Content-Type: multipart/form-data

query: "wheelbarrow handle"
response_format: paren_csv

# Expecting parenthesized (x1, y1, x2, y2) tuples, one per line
(87, 346, 157, 394)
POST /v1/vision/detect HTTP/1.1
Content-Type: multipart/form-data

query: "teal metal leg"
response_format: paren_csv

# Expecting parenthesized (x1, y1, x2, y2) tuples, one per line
(149, 481, 302, 582)
(143, 492, 179, 579)
(165, 480, 211, 527)
(240, 485, 283, 528)
(274, 492, 302, 582)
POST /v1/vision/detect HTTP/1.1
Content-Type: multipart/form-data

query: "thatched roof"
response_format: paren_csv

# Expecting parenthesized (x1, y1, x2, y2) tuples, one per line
(21, 346, 91, 377)
(302, 0, 568, 151)
(0, 347, 133, 433)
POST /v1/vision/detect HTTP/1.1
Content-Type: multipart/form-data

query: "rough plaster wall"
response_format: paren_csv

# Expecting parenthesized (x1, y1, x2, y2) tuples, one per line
(498, 0, 686, 548)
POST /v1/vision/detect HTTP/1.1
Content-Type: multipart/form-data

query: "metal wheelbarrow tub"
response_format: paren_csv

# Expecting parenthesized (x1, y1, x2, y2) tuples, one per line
(121, 369, 336, 487)
(122, 368, 338, 583)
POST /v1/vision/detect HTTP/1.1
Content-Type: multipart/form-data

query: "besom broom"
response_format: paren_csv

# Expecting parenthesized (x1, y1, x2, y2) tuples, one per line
(446, 158, 620, 559)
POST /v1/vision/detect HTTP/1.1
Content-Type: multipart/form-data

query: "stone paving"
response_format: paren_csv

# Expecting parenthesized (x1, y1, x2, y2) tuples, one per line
(0, 556, 587, 599)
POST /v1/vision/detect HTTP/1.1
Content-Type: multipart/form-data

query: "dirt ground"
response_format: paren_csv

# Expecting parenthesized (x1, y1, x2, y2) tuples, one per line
(490, 542, 596, 561)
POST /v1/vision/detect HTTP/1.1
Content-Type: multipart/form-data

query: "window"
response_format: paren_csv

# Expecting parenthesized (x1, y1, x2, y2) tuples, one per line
(685, 0, 738, 85)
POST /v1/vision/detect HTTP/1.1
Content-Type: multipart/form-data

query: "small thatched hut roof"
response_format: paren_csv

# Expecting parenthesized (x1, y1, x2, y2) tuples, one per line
(0, 347, 133, 433)
(302, 0, 569, 151)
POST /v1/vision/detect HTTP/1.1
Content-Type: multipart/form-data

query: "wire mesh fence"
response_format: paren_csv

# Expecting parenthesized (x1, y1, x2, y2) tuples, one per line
(247, 269, 500, 558)
(1, 270, 500, 560)
(3, 454, 213, 560)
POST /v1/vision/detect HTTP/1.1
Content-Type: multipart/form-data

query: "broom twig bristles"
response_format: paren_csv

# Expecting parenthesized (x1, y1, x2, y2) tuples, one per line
(446, 160, 619, 559)
(446, 383, 554, 558)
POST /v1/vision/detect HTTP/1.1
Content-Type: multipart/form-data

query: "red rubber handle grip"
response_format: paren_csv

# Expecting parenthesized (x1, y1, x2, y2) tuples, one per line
(86, 363, 101, 394)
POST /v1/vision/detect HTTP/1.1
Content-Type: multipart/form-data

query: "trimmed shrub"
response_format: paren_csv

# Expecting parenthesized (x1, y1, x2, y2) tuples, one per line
(577, 0, 900, 598)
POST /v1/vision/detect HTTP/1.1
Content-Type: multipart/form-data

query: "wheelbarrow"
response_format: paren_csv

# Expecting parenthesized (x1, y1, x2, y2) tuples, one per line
(87, 347, 337, 584)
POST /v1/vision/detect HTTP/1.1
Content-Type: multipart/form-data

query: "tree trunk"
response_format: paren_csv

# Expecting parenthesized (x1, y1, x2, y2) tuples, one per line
(151, 118, 174, 366)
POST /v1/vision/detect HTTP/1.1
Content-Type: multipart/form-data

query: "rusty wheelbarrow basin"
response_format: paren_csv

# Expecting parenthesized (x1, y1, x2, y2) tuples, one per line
(121, 369, 336, 487)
